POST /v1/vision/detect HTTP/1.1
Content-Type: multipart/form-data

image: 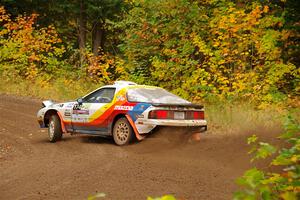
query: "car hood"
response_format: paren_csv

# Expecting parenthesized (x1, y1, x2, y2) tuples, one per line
(42, 100, 55, 107)
(42, 100, 76, 109)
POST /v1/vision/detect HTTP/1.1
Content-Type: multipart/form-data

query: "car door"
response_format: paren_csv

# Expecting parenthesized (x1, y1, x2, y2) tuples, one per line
(72, 87, 116, 134)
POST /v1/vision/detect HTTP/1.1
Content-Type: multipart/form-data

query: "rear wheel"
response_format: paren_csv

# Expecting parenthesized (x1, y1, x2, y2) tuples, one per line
(113, 118, 134, 146)
(48, 115, 63, 142)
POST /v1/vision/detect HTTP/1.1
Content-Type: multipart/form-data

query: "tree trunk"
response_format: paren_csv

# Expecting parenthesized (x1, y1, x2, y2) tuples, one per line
(78, 0, 87, 50)
(92, 21, 105, 55)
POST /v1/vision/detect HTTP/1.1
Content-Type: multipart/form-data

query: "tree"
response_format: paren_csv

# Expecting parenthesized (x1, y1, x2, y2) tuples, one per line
(1, 0, 126, 55)
(117, 0, 299, 103)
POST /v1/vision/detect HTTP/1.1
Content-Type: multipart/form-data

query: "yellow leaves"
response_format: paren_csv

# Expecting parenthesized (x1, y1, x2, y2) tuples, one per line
(200, 2, 297, 101)
(86, 52, 128, 84)
(0, 6, 10, 23)
(218, 59, 225, 65)
(25, 64, 38, 80)
(162, 48, 177, 56)
(281, 191, 298, 200)
(229, 14, 236, 24)
(191, 33, 210, 55)
(0, 7, 65, 79)
(290, 155, 299, 163)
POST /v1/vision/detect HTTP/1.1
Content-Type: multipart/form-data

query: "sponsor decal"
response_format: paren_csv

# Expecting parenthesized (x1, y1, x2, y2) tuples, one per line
(114, 105, 134, 111)
(66, 103, 75, 108)
(73, 110, 89, 115)
(64, 110, 71, 117)
(73, 103, 90, 110)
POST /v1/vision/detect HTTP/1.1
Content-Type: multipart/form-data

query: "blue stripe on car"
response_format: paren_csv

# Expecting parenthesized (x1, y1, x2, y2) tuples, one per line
(128, 103, 151, 122)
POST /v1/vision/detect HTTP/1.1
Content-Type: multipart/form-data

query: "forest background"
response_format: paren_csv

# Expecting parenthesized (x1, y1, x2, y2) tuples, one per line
(1, 1, 300, 199)
(0, 0, 299, 107)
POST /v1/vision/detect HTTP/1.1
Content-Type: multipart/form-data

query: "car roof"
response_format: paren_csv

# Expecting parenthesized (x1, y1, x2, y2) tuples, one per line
(80, 81, 159, 100)
(82, 81, 159, 99)
(101, 81, 158, 91)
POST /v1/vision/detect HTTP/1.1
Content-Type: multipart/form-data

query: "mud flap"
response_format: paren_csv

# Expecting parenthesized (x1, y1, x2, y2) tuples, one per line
(187, 126, 207, 142)
(125, 115, 145, 141)
(57, 112, 67, 133)
(187, 126, 207, 134)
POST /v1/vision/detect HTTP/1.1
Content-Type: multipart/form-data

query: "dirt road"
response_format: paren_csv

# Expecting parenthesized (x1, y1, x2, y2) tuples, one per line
(0, 94, 277, 200)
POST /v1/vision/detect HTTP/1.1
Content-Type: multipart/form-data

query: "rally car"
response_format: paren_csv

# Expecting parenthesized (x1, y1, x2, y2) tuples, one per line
(37, 81, 207, 145)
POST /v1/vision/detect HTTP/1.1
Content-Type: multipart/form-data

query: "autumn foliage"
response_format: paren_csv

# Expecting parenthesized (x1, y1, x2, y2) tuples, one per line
(0, 7, 64, 79)
(0, 1, 299, 105)
(119, 0, 299, 105)
(0, 2, 299, 199)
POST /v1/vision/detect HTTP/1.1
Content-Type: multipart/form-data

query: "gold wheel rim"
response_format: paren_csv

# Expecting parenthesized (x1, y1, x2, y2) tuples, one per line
(116, 122, 129, 143)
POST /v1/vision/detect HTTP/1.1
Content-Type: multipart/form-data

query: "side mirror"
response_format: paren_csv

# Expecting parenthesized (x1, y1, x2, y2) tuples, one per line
(77, 98, 83, 106)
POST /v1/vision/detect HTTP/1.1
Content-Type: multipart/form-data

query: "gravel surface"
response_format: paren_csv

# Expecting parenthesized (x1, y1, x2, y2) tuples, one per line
(0, 94, 275, 200)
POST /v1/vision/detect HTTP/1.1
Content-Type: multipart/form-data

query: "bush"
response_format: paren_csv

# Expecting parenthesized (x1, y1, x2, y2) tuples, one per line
(234, 115, 300, 200)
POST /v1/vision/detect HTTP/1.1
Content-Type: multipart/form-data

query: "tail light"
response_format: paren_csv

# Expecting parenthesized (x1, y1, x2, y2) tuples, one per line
(149, 110, 169, 119)
(193, 111, 204, 119)
(149, 110, 204, 120)
(185, 111, 204, 119)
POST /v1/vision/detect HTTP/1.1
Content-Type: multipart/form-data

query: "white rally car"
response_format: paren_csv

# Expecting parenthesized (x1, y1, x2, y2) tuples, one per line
(37, 81, 207, 145)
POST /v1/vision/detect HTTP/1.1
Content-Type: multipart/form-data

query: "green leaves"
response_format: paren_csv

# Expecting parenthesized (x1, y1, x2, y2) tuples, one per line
(236, 168, 265, 189)
(247, 134, 277, 161)
(254, 142, 277, 160)
(235, 115, 300, 199)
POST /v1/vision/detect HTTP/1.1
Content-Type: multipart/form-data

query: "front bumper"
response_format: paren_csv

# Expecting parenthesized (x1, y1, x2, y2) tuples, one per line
(38, 119, 46, 128)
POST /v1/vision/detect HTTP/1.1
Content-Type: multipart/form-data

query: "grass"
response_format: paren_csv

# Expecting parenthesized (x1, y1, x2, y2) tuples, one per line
(0, 75, 100, 101)
(206, 102, 286, 136)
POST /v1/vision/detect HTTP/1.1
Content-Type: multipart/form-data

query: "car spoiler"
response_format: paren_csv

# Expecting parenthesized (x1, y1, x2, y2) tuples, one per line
(151, 103, 204, 109)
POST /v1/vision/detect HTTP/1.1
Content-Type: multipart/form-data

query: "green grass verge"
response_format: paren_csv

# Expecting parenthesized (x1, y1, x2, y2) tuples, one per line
(0, 75, 100, 101)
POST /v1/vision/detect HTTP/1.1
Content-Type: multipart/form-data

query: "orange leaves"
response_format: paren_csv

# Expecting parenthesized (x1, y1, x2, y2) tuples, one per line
(263, 6, 269, 13)
(28, 53, 40, 62)
(250, 6, 262, 21)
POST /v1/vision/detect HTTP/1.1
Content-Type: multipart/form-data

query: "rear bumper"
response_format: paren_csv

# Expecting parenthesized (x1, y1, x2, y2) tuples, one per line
(137, 119, 207, 127)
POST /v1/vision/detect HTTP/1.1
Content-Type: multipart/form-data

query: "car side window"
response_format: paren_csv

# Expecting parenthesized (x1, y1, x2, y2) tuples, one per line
(83, 88, 116, 103)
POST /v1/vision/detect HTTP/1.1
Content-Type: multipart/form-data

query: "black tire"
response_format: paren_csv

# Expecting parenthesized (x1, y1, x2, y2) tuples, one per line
(48, 115, 63, 142)
(112, 117, 134, 146)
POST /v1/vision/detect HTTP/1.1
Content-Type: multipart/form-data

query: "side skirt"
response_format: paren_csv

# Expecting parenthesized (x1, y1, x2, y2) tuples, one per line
(71, 129, 110, 136)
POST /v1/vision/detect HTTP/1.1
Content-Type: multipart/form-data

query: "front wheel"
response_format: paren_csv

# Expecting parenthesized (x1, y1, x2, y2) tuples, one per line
(48, 115, 63, 142)
(113, 118, 134, 146)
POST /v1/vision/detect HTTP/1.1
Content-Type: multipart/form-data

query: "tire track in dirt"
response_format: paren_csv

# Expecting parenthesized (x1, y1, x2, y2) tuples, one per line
(0, 94, 280, 200)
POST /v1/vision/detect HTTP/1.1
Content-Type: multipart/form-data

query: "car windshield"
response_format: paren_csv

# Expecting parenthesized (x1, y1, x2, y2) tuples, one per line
(127, 87, 190, 104)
